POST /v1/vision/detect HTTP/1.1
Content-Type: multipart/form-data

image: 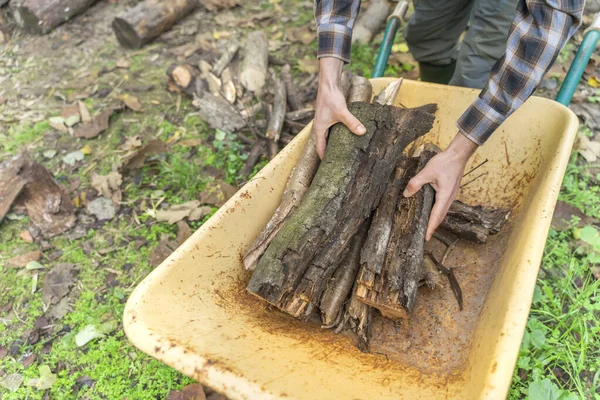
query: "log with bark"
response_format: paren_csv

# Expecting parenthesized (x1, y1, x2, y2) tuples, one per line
(243, 77, 372, 272)
(212, 40, 240, 77)
(240, 31, 269, 95)
(440, 201, 510, 244)
(356, 144, 438, 319)
(246, 102, 437, 320)
(13, 0, 99, 34)
(112, 0, 199, 49)
(280, 64, 303, 112)
(352, 0, 390, 44)
(166, 63, 205, 98)
(266, 74, 287, 158)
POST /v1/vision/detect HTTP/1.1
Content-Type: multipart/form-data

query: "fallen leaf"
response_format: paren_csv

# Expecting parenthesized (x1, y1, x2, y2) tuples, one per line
(20, 230, 34, 242)
(73, 106, 122, 139)
(592, 265, 600, 280)
(116, 57, 131, 69)
(177, 138, 202, 147)
(42, 149, 57, 159)
(150, 240, 178, 267)
(11, 155, 76, 238)
(78, 101, 92, 123)
(576, 132, 600, 163)
(60, 104, 80, 119)
(0, 345, 7, 359)
(87, 197, 116, 221)
(64, 114, 80, 127)
(0, 373, 24, 392)
(297, 59, 319, 74)
(5, 250, 41, 268)
(176, 220, 192, 245)
(570, 103, 600, 130)
(167, 383, 207, 400)
(551, 200, 598, 230)
(151, 100, 161, 105)
(199, 181, 237, 207)
(120, 93, 143, 112)
(62, 151, 85, 166)
(80, 145, 93, 155)
(49, 116, 68, 133)
(588, 76, 600, 88)
(75, 320, 117, 347)
(46, 297, 71, 320)
(285, 26, 315, 45)
(155, 201, 212, 224)
(392, 42, 409, 53)
(42, 263, 77, 305)
(121, 135, 142, 151)
(26, 261, 45, 270)
(21, 353, 37, 368)
(24, 365, 57, 390)
(91, 172, 123, 205)
(123, 140, 167, 170)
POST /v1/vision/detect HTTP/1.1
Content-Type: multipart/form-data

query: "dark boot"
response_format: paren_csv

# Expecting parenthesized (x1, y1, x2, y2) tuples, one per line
(418, 60, 457, 85)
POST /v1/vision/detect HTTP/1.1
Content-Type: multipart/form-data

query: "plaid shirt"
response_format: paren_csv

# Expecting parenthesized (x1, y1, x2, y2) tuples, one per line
(315, 0, 583, 145)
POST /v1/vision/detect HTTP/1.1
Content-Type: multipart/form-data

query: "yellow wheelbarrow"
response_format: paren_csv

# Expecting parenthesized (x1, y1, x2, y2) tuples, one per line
(123, 77, 578, 399)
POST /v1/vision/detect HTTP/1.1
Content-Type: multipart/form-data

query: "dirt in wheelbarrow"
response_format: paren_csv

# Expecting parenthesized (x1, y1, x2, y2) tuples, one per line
(234, 221, 512, 378)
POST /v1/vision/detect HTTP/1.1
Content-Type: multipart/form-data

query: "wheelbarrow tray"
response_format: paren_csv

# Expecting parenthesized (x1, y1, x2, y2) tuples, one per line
(123, 79, 578, 399)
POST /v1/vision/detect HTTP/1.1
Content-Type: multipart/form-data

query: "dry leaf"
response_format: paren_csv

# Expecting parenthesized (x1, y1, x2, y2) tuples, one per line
(80, 145, 93, 155)
(42, 263, 77, 305)
(120, 94, 142, 112)
(588, 76, 600, 88)
(91, 172, 123, 205)
(0, 155, 26, 222)
(20, 230, 34, 243)
(78, 101, 92, 123)
(297, 59, 319, 74)
(176, 220, 192, 245)
(570, 103, 600, 130)
(199, 181, 237, 207)
(577, 133, 600, 163)
(123, 140, 167, 170)
(166, 383, 207, 400)
(121, 135, 142, 151)
(60, 104, 80, 119)
(73, 106, 122, 139)
(177, 138, 202, 147)
(155, 201, 211, 224)
(116, 58, 131, 69)
(199, 0, 239, 12)
(150, 240, 178, 267)
(285, 26, 315, 45)
(551, 200, 599, 231)
(49, 117, 68, 134)
(6, 250, 42, 268)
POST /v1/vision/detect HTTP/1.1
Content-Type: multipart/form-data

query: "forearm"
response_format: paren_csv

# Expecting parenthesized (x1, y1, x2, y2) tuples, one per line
(456, 0, 584, 146)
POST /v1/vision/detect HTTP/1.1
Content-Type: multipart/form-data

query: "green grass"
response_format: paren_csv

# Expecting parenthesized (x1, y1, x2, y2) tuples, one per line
(508, 156, 600, 400)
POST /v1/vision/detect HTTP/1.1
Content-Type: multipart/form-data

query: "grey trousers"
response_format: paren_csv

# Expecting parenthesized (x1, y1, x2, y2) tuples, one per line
(404, 0, 518, 89)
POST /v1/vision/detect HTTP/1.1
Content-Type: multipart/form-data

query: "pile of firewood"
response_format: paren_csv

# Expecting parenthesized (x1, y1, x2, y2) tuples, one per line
(243, 78, 510, 349)
(165, 29, 330, 179)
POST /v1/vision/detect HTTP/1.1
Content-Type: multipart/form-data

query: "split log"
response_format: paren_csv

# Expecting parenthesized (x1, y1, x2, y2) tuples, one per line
(346, 282, 373, 351)
(112, 0, 199, 49)
(240, 139, 267, 180)
(285, 108, 314, 122)
(13, 0, 99, 34)
(281, 64, 303, 111)
(356, 144, 438, 318)
(240, 31, 269, 94)
(191, 92, 246, 132)
(166, 63, 205, 97)
(246, 102, 436, 320)
(440, 201, 511, 244)
(320, 221, 370, 326)
(347, 76, 373, 102)
(212, 40, 240, 77)
(352, 0, 390, 44)
(266, 75, 287, 158)
(243, 78, 373, 272)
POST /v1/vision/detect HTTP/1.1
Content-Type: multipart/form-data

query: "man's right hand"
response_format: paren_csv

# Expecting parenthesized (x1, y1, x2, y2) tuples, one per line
(312, 57, 367, 159)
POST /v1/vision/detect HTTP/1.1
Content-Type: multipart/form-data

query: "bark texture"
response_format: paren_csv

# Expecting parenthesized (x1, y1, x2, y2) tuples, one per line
(14, 0, 99, 34)
(239, 31, 268, 94)
(247, 102, 436, 320)
(112, 0, 199, 49)
(440, 201, 511, 244)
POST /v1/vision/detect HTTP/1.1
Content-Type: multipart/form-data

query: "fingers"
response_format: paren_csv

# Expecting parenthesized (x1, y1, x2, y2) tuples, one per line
(403, 172, 428, 198)
(339, 109, 366, 136)
(425, 192, 453, 241)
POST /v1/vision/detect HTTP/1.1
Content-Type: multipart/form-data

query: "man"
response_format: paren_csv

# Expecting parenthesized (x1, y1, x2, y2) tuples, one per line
(313, 0, 583, 240)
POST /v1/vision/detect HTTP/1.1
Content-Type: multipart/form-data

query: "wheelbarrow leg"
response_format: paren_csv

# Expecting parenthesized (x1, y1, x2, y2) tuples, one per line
(555, 12, 600, 106)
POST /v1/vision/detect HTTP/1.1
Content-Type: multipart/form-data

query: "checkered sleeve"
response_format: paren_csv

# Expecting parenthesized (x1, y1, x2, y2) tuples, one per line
(457, 0, 584, 145)
(315, 0, 362, 63)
